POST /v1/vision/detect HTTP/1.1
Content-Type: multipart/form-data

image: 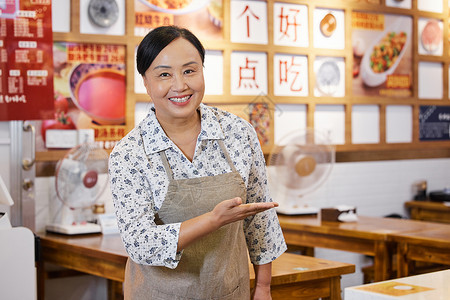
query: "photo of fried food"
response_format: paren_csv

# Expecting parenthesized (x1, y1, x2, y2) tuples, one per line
(148, 0, 192, 9)
(370, 31, 407, 73)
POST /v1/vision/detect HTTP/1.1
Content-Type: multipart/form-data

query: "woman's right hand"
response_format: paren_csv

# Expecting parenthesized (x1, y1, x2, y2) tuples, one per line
(210, 197, 278, 228)
(178, 197, 277, 251)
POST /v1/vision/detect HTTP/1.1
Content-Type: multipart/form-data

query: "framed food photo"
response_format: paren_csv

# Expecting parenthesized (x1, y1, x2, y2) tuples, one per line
(352, 12, 413, 98)
(134, 0, 223, 40)
(36, 42, 127, 151)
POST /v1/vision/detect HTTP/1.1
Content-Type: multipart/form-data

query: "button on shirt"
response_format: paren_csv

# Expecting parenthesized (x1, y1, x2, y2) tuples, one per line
(109, 104, 287, 269)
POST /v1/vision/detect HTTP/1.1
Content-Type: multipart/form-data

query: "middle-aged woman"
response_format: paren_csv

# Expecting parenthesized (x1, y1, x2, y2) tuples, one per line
(109, 25, 287, 300)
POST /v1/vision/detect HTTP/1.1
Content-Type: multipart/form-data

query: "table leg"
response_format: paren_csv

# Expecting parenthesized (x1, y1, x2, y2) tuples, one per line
(329, 276, 342, 300)
(36, 260, 45, 300)
(373, 241, 390, 281)
(107, 279, 124, 300)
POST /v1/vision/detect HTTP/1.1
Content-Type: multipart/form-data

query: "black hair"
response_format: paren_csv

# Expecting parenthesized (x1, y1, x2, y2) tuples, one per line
(136, 26, 205, 76)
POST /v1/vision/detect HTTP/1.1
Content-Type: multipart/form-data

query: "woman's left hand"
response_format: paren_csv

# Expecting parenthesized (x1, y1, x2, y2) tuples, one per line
(251, 284, 272, 300)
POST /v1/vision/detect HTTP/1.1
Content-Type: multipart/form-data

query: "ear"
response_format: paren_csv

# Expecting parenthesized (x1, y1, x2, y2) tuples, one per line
(142, 75, 150, 94)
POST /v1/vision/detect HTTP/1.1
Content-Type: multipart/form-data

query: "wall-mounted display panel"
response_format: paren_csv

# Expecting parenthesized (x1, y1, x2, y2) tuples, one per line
(314, 105, 345, 145)
(352, 12, 412, 98)
(274, 54, 308, 97)
(230, 0, 268, 44)
(274, 104, 307, 143)
(80, 0, 126, 35)
(418, 62, 443, 99)
(313, 8, 345, 50)
(386, 105, 413, 143)
(230, 51, 268, 95)
(273, 3, 309, 48)
(351, 105, 380, 144)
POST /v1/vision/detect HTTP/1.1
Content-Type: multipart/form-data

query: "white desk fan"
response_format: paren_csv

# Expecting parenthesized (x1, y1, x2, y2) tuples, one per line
(267, 128, 335, 215)
(46, 142, 109, 234)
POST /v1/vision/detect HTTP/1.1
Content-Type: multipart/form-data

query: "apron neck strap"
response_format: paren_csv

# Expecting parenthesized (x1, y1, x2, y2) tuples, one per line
(217, 139, 237, 173)
(159, 139, 237, 179)
(159, 151, 174, 179)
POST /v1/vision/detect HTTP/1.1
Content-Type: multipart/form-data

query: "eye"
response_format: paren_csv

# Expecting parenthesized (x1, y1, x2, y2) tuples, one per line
(184, 69, 194, 75)
(159, 72, 171, 78)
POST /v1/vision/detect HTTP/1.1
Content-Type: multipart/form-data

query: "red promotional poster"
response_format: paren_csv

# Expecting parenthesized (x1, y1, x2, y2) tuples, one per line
(0, 0, 54, 121)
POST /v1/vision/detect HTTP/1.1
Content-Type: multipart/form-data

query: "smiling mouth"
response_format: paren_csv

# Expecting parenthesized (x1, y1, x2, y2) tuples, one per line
(169, 95, 191, 103)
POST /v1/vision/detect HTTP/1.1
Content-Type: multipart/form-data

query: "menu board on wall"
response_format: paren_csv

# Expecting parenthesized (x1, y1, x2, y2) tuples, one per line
(134, 0, 223, 40)
(352, 12, 412, 98)
(37, 42, 126, 150)
(419, 105, 450, 141)
(0, 0, 54, 121)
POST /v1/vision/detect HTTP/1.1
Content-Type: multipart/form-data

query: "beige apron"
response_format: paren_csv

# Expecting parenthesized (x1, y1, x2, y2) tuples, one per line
(124, 140, 250, 300)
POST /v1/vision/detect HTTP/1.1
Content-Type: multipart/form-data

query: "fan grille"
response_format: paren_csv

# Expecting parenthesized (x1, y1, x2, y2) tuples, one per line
(267, 129, 335, 196)
(55, 143, 109, 209)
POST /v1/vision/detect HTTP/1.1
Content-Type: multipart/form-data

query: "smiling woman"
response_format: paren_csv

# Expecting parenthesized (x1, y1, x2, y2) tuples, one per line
(109, 25, 287, 300)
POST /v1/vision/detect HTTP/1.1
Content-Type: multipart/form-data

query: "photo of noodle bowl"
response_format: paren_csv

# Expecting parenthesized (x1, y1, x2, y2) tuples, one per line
(360, 18, 411, 87)
(138, 0, 210, 14)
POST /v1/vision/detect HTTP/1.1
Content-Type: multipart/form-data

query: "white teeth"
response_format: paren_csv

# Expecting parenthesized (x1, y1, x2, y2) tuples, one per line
(169, 95, 190, 103)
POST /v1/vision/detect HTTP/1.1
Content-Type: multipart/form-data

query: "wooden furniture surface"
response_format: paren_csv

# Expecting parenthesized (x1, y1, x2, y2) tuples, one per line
(345, 269, 450, 300)
(37, 232, 354, 300)
(389, 224, 450, 278)
(405, 201, 450, 224)
(277, 214, 445, 282)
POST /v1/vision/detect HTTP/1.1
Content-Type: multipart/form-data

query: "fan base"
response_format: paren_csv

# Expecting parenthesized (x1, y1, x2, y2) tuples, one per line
(276, 206, 319, 215)
(46, 222, 101, 235)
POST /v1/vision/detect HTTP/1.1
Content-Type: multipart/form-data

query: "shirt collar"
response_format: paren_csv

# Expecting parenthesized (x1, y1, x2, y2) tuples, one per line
(139, 103, 225, 155)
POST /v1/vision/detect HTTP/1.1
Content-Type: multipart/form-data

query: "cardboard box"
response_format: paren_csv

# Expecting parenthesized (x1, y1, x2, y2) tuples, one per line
(321, 206, 357, 222)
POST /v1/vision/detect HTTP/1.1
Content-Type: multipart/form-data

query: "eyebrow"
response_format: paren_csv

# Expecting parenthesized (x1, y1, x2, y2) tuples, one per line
(153, 61, 199, 70)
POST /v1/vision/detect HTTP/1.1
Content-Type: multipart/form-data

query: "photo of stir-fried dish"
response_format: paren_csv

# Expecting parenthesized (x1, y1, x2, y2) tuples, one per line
(148, 0, 192, 9)
(370, 31, 407, 73)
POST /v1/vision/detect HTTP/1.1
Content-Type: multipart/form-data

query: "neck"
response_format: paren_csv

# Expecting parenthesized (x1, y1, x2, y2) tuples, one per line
(158, 110, 200, 138)
(157, 109, 201, 159)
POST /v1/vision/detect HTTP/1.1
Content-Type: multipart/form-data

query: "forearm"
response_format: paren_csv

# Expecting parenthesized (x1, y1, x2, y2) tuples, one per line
(252, 262, 272, 300)
(253, 262, 272, 288)
(177, 212, 218, 251)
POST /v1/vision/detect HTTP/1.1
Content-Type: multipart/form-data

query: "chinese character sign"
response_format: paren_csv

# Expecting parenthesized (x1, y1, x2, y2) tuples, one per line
(230, 0, 268, 44)
(273, 3, 308, 47)
(231, 51, 267, 95)
(274, 54, 308, 97)
(0, 0, 54, 121)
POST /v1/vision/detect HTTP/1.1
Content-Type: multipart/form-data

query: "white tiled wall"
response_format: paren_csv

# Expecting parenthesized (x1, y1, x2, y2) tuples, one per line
(35, 158, 450, 298)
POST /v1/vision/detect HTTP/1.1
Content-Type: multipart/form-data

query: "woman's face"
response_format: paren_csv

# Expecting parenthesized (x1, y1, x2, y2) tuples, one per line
(143, 38, 205, 123)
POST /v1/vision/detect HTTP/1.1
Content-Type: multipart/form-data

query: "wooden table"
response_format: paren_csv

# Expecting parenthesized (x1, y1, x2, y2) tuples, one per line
(390, 225, 450, 277)
(277, 214, 444, 282)
(405, 201, 450, 224)
(37, 232, 355, 300)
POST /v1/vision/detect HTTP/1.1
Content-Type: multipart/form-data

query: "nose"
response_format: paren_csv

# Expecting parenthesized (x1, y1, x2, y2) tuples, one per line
(171, 74, 187, 92)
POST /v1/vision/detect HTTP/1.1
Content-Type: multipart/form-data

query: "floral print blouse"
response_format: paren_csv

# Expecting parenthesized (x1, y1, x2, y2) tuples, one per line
(109, 103, 287, 269)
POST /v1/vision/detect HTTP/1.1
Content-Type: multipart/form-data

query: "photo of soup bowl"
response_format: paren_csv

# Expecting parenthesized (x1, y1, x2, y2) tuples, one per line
(69, 63, 126, 125)
(360, 18, 411, 87)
